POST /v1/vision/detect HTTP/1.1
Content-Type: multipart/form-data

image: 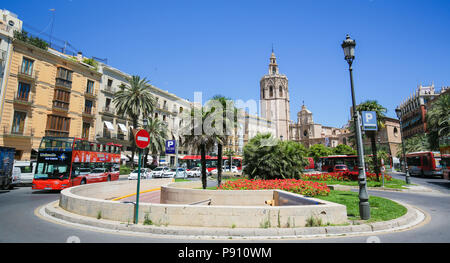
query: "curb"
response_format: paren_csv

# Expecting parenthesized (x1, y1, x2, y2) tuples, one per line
(40, 199, 426, 240)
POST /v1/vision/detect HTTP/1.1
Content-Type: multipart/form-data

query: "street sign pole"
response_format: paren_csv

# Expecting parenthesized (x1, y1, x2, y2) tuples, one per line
(133, 129, 150, 224)
(135, 148, 141, 224)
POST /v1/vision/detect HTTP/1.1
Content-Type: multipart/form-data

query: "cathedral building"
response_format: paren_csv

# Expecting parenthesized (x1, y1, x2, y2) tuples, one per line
(259, 50, 349, 147)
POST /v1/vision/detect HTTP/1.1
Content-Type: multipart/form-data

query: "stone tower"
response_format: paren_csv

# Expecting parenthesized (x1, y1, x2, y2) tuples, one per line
(260, 51, 290, 139)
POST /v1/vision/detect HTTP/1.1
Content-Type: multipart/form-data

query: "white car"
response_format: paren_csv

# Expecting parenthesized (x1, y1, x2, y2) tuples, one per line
(13, 160, 36, 184)
(151, 167, 170, 178)
(163, 168, 187, 178)
(11, 167, 21, 186)
(128, 168, 151, 180)
(186, 167, 201, 177)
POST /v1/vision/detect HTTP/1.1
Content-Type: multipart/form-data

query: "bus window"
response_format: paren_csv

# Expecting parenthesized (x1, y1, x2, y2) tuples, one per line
(104, 145, 109, 153)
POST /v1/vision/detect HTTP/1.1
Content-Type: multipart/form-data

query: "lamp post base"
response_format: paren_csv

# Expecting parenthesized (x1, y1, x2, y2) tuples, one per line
(359, 201, 371, 220)
(405, 170, 411, 184)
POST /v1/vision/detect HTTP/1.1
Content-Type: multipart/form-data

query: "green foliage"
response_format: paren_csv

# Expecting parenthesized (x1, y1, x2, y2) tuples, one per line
(143, 213, 153, 225)
(403, 134, 431, 153)
(119, 166, 131, 175)
(426, 93, 450, 150)
(305, 215, 323, 227)
(82, 58, 99, 71)
(307, 144, 333, 163)
(242, 133, 309, 179)
(14, 30, 49, 50)
(332, 144, 356, 155)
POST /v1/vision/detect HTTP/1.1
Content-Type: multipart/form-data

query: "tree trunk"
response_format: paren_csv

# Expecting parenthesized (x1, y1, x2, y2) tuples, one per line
(370, 132, 380, 181)
(201, 143, 207, 189)
(217, 144, 223, 187)
(130, 119, 138, 169)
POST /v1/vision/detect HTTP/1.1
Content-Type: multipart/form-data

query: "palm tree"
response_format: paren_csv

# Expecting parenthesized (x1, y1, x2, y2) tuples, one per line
(181, 107, 222, 189)
(113, 75, 155, 167)
(143, 118, 168, 168)
(208, 95, 238, 187)
(356, 100, 387, 180)
(426, 93, 450, 150)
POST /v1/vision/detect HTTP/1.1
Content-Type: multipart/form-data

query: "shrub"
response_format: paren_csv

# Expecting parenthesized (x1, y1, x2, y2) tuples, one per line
(242, 133, 309, 180)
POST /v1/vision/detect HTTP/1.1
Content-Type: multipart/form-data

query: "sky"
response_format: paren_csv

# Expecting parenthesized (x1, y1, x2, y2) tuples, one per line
(3, 0, 450, 128)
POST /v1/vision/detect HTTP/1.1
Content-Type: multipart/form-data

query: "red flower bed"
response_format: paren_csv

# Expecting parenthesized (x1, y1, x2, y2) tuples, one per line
(218, 179, 330, 197)
(300, 172, 393, 182)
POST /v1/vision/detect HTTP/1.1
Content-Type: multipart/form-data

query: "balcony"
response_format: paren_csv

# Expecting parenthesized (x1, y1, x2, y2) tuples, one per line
(84, 91, 96, 99)
(55, 77, 72, 90)
(102, 85, 115, 95)
(2, 126, 34, 139)
(17, 66, 38, 82)
(97, 132, 128, 142)
(101, 106, 115, 116)
(13, 92, 33, 106)
(82, 108, 95, 118)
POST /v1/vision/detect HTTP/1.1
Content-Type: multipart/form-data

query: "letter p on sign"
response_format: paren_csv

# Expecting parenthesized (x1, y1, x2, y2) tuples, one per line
(362, 111, 377, 131)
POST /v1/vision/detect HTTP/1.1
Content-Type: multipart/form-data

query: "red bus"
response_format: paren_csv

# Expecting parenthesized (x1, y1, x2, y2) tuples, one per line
(32, 137, 122, 190)
(180, 155, 243, 172)
(442, 154, 450, 180)
(406, 151, 443, 178)
(320, 155, 358, 173)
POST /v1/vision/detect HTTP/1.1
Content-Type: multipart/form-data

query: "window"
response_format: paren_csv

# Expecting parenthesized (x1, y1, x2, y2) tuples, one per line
(17, 82, 31, 101)
(105, 98, 111, 110)
(279, 86, 283, 97)
(46, 115, 71, 137)
(82, 122, 90, 139)
(269, 86, 273, 97)
(12, 111, 26, 134)
(20, 57, 34, 75)
(84, 100, 93, 114)
(53, 89, 70, 109)
(107, 79, 113, 87)
(56, 67, 72, 81)
(86, 80, 94, 94)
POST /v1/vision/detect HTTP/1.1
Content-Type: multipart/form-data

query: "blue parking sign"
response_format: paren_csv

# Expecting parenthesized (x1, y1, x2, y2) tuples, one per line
(361, 111, 377, 131)
(165, 140, 176, 154)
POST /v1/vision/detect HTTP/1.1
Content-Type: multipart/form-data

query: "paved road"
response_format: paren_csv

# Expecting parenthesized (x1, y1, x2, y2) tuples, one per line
(0, 173, 449, 243)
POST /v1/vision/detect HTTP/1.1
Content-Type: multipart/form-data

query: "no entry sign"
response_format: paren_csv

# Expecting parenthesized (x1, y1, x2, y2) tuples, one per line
(135, 129, 150, 149)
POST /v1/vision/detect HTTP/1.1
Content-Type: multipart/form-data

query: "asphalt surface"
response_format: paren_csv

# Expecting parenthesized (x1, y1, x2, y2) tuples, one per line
(0, 173, 449, 243)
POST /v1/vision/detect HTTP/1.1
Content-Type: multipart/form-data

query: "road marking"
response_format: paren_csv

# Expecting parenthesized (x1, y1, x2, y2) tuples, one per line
(111, 187, 161, 201)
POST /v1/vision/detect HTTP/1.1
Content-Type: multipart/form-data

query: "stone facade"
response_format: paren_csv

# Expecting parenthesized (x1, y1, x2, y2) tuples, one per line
(0, 39, 101, 160)
(260, 52, 290, 140)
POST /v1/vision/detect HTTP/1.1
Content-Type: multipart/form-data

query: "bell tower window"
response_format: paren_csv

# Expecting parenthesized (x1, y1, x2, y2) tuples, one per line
(269, 86, 273, 97)
(279, 86, 283, 97)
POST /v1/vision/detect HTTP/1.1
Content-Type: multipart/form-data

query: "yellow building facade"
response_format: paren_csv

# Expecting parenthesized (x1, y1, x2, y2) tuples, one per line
(0, 39, 101, 160)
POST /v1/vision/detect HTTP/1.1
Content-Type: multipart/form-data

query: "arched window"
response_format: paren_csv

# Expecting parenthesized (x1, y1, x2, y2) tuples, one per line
(269, 86, 273, 97)
(262, 89, 265, 98)
(279, 86, 283, 97)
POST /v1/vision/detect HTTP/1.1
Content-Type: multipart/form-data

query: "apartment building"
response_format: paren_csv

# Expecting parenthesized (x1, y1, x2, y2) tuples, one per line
(0, 39, 100, 160)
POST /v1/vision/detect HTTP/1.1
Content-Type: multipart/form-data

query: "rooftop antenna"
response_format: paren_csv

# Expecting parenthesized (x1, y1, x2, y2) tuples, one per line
(49, 9, 55, 47)
(272, 43, 274, 53)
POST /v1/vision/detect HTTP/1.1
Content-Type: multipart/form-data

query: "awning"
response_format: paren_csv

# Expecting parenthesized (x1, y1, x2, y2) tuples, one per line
(118, 123, 128, 133)
(104, 121, 115, 131)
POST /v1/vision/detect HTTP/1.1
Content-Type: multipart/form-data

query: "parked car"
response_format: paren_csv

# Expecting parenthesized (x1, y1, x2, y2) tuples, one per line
(151, 167, 170, 178)
(334, 164, 349, 173)
(163, 168, 187, 178)
(186, 167, 201, 177)
(128, 168, 152, 180)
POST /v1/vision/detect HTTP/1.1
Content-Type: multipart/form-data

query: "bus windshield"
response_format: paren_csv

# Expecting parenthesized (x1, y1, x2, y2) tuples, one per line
(34, 162, 70, 180)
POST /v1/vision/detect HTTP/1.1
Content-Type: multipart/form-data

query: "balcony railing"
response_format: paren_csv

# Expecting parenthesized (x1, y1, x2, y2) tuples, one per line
(3, 126, 34, 138)
(13, 91, 33, 105)
(17, 66, 38, 81)
(98, 132, 127, 141)
(52, 100, 69, 111)
(103, 85, 115, 94)
(102, 106, 115, 115)
(83, 108, 94, 117)
(55, 77, 72, 89)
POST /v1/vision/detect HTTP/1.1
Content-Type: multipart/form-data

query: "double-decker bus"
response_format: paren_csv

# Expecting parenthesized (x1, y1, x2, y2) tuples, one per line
(320, 155, 358, 173)
(180, 155, 243, 172)
(406, 151, 443, 178)
(32, 137, 122, 190)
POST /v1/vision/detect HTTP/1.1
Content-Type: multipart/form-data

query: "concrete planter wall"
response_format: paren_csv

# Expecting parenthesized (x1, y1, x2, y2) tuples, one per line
(59, 180, 347, 228)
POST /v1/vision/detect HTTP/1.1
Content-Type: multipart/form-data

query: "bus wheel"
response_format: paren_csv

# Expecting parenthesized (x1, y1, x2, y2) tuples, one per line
(80, 179, 86, 185)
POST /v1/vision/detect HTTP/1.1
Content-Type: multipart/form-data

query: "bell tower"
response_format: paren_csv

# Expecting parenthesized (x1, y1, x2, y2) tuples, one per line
(260, 50, 290, 139)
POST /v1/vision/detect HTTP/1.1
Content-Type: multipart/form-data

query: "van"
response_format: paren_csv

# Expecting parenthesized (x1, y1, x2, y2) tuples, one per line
(11, 167, 21, 186)
(13, 161, 36, 184)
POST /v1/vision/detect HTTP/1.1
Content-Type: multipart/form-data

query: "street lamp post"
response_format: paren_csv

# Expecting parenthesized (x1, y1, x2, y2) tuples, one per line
(395, 107, 411, 184)
(342, 34, 370, 220)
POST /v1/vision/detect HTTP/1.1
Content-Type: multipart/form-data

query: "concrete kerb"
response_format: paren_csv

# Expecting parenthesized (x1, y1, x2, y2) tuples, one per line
(40, 199, 426, 240)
